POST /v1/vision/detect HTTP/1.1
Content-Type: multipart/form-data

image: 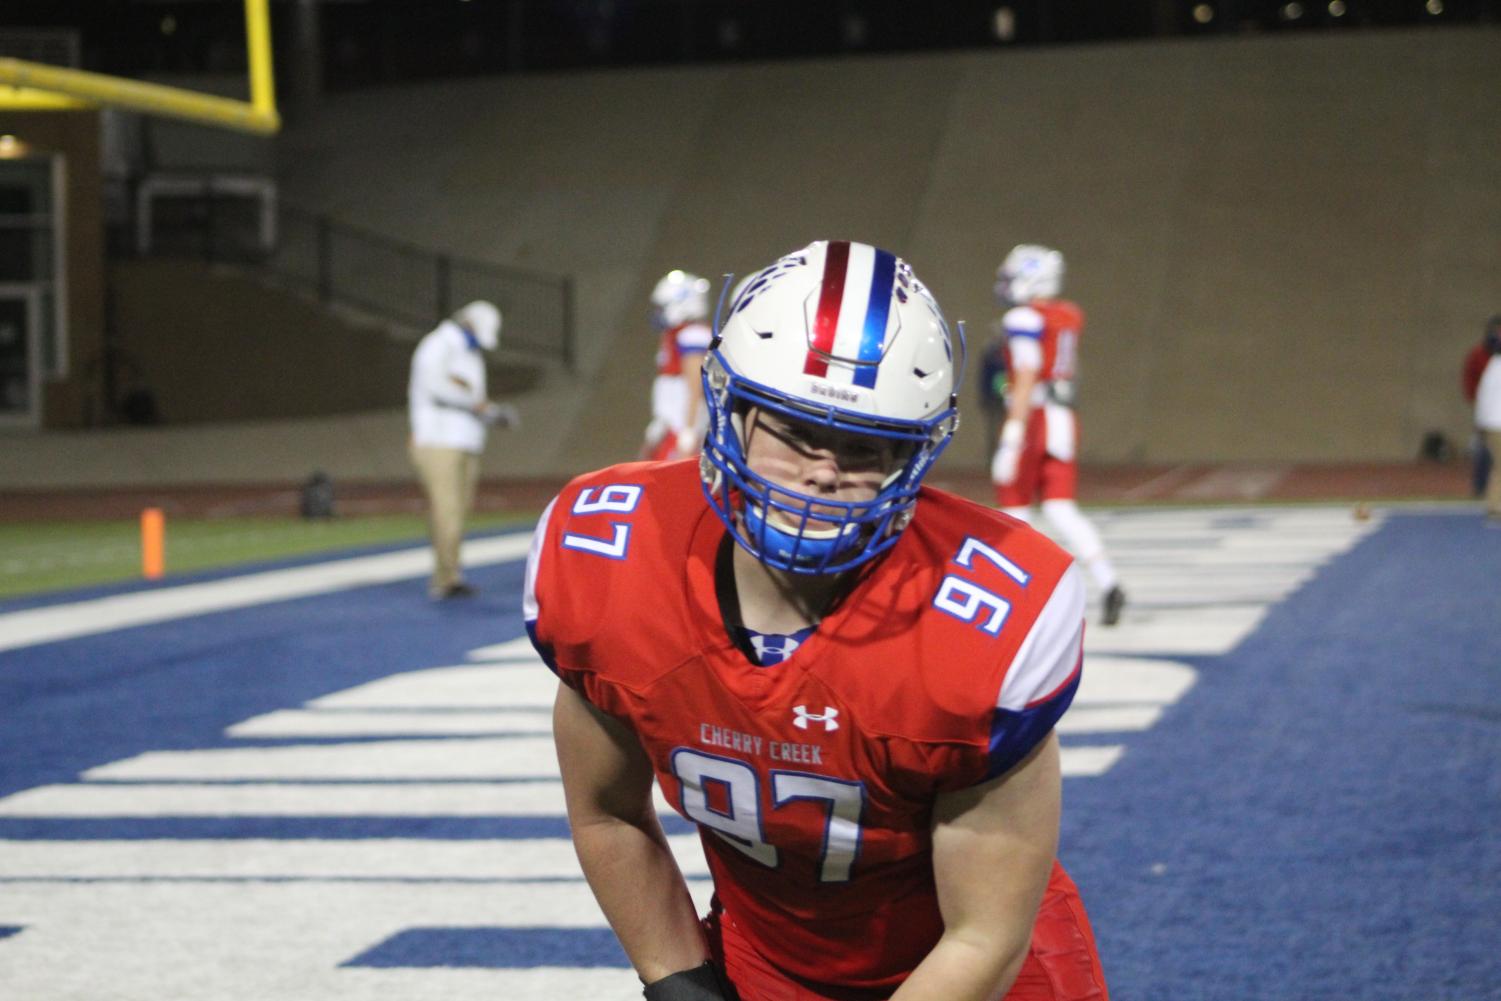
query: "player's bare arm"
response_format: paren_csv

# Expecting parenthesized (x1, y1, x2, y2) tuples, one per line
(891, 732, 1063, 1001)
(1005, 365, 1039, 428)
(993, 363, 1038, 486)
(552, 682, 710, 983)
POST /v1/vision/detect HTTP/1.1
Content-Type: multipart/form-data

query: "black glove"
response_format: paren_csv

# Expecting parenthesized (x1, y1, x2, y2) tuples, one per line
(643, 961, 735, 1001)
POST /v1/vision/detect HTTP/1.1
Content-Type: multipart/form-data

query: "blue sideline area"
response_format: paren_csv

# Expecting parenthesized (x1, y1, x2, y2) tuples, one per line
(0, 512, 1497, 995)
(1062, 512, 1501, 1000)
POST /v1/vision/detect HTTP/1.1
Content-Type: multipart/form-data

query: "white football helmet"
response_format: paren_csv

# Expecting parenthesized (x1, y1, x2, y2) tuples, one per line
(454, 300, 502, 351)
(995, 244, 1064, 306)
(651, 270, 711, 330)
(700, 240, 961, 574)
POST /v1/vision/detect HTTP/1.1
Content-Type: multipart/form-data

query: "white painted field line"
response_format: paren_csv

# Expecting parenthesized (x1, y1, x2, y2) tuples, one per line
(1058, 746, 1124, 777)
(1081, 605, 1266, 655)
(0, 780, 689, 818)
(80, 736, 1117, 782)
(465, 637, 544, 662)
(310, 664, 556, 710)
(0, 835, 710, 880)
(82, 737, 565, 782)
(0, 781, 573, 817)
(226, 709, 553, 738)
(0, 533, 534, 653)
(1057, 706, 1161, 734)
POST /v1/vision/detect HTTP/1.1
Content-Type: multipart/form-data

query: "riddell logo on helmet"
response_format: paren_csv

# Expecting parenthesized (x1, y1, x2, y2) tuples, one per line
(809, 382, 860, 404)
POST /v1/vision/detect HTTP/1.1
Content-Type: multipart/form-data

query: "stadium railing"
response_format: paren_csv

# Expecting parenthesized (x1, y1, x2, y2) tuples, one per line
(114, 179, 575, 371)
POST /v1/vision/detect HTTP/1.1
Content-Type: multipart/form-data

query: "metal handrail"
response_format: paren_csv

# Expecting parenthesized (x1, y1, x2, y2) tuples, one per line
(121, 177, 575, 370)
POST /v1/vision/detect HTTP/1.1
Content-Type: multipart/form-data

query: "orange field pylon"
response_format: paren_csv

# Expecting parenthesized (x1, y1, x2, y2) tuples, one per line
(141, 507, 165, 580)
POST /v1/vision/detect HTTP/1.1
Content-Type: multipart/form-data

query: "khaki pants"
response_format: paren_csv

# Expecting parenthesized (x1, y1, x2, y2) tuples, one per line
(409, 443, 480, 592)
(1486, 430, 1501, 518)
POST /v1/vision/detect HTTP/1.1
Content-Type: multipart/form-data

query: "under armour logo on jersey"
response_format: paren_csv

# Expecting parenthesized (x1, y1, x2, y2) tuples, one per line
(792, 705, 839, 731)
(750, 633, 803, 666)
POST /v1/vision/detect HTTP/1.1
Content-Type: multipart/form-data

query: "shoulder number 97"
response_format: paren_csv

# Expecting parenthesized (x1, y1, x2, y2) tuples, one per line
(932, 536, 1031, 636)
(560, 484, 643, 560)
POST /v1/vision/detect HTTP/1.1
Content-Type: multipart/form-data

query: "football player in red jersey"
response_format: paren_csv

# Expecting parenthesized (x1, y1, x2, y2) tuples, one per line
(527, 241, 1108, 1001)
(643, 270, 715, 461)
(990, 245, 1126, 627)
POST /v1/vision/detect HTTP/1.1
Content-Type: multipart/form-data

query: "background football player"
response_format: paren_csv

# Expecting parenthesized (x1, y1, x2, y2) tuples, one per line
(528, 241, 1108, 1001)
(642, 269, 714, 461)
(990, 244, 1126, 627)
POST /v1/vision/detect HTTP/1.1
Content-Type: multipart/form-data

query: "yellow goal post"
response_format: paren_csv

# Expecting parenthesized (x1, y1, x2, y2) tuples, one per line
(0, 0, 279, 135)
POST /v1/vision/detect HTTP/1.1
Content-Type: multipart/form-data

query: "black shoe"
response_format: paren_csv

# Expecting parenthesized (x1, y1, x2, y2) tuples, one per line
(1102, 586, 1126, 626)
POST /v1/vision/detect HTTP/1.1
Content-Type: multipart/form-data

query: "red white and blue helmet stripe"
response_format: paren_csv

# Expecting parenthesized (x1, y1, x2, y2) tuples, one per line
(699, 240, 961, 575)
(802, 241, 898, 390)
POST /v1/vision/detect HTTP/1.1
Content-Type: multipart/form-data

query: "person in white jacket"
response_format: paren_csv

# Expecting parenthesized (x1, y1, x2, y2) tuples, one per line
(1474, 333, 1501, 522)
(408, 300, 518, 598)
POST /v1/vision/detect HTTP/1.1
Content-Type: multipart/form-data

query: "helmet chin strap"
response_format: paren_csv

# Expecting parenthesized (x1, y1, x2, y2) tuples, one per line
(758, 503, 847, 542)
(726, 406, 910, 569)
(741, 500, 857, 568)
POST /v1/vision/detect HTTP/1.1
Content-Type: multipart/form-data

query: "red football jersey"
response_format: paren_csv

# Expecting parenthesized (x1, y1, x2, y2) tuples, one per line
(1003, 298, 1084, 387)
(655, 320, 713, 377)
(527, 460, 1085, 994)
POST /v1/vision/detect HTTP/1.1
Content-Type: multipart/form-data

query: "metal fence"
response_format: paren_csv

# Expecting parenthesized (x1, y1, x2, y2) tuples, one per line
(124, 181, 575, 370)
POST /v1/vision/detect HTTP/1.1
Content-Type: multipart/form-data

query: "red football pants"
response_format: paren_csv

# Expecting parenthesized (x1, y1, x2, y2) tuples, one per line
(704, 861, 1108, 1001)
(645, 429, 694, 462)
(994, 412, 1079, 509)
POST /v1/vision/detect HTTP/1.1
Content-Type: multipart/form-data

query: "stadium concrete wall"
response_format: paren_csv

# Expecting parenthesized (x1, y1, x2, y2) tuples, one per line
(32, 25, 1482, 490)
(271, 26, 1498, 474)
(108, 260, 413, 425)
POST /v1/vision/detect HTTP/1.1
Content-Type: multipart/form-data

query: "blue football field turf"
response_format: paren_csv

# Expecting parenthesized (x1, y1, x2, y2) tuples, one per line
(0, 509, 1496, 1000)
(1063, 511, 1501, 999)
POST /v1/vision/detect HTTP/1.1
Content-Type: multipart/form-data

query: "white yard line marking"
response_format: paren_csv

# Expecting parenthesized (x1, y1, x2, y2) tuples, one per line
(81, 737, 567, 782)
(310, 664, 556, 710)
(69, 735, 1116, 783)
(226, 709, 554, 738)
(0, 835, 709, 880)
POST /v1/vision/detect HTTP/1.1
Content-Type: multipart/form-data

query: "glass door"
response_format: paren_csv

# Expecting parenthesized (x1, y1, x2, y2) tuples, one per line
(0, 286, 40, 425)
(0, 156, 59, 427)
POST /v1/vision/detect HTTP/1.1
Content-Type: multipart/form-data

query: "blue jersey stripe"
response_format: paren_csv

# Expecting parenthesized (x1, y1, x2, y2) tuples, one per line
(985, 669, 1079, 780)
(853, 249, 897, 389)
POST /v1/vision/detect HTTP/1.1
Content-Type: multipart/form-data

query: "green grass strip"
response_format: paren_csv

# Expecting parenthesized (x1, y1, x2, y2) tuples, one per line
(0, 511, 538, 601)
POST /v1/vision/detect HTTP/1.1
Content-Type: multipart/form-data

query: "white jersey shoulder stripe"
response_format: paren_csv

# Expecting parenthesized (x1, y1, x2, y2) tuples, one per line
(1003, 305, 1045, 337)
(997, 561, 1085, 712)
(521, 496, 559, 624)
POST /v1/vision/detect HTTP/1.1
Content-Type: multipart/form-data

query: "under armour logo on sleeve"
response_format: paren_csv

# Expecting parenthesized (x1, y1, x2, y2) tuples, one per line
(792, 705, 840, 731)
